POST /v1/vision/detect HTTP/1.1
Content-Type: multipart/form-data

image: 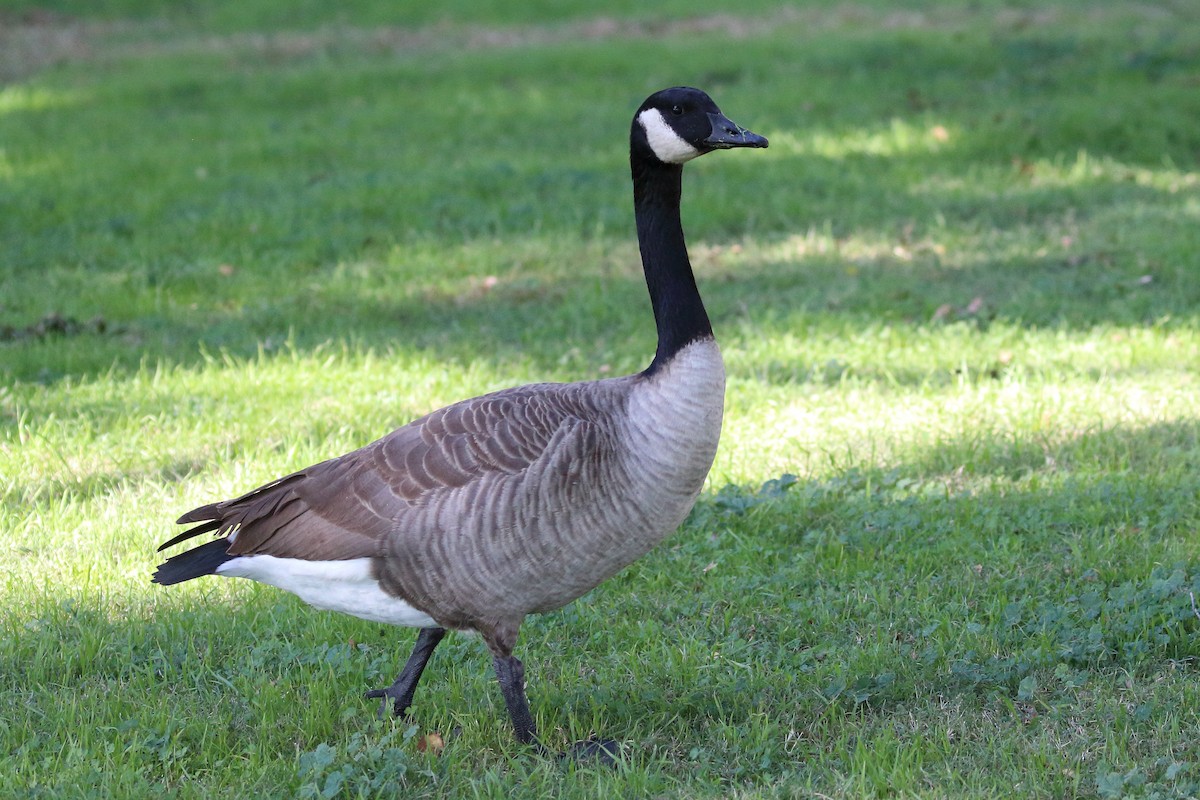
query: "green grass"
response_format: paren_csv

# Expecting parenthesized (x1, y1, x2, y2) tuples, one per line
(3, 1, 1200, 797)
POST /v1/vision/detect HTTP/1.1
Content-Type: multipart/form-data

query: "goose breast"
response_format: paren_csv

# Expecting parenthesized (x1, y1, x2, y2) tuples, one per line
(374, 338, 726, 625)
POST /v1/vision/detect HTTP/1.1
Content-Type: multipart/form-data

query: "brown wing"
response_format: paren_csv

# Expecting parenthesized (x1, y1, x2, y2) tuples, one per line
(160, 383, 606, 561)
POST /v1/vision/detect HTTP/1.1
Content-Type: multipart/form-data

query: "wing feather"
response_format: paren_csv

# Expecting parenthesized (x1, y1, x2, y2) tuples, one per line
(161, 381, 624, 563)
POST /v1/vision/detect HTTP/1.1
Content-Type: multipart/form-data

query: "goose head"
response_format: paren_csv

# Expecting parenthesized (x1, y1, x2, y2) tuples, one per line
(632, 86, 768, 166)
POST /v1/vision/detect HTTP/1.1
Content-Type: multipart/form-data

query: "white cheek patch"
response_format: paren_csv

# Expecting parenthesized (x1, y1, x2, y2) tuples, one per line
(638, 108, 701, 164)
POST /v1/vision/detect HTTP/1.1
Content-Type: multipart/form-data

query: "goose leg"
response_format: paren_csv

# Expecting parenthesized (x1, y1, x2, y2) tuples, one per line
(491, 652, 619, 764)
(492, 653, 539, 745)
(485, 622, 616, 762)
(366, 626, 446, 718)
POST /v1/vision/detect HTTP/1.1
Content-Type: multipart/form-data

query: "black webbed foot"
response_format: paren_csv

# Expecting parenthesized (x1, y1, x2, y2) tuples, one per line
(366, 626, 446, 719)
(364, 683, 411, 718)
(562, 738, 620, 766)
(521, 736, 620, 766)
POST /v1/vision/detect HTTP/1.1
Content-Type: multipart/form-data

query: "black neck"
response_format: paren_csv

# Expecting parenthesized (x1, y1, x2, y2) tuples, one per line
(632, 158, 713, 376)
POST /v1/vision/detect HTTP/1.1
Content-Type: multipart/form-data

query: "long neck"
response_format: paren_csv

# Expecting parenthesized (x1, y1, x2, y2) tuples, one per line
(632, 158, 713, 376)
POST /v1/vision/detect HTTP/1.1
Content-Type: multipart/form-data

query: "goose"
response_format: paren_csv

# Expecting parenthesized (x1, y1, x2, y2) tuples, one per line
(153, 86, 767, 755)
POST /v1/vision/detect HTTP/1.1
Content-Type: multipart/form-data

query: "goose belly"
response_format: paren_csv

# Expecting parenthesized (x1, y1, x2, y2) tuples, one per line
(373, 339, 726, 624)
(217, 555, 438, 627)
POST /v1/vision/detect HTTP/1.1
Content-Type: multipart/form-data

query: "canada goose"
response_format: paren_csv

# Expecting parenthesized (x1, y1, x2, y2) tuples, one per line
(154, 86, 767, 755)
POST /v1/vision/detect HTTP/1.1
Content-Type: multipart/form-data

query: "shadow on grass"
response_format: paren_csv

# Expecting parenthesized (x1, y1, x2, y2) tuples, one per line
(5, 420, 1197, 759)
(575, 490, 1199, 761)
(4, 219, 1197, 390)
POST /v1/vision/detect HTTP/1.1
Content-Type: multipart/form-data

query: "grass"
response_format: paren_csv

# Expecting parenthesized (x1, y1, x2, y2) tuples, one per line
(2, 0, 1200, 797)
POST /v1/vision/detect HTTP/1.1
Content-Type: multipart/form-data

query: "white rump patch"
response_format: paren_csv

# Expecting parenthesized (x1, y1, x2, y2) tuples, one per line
(638, 108, 701, 164)
(216, 555, 438, 627)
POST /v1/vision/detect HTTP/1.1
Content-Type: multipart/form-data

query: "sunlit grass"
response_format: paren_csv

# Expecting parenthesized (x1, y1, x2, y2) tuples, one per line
(0, 85, 81, 115)
(762, 119, 960, 161)
(913, 151, 1200, 196)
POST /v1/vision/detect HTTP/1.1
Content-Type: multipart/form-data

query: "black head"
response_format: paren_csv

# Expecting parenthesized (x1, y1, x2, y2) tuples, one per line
(631, 86, 768, 166)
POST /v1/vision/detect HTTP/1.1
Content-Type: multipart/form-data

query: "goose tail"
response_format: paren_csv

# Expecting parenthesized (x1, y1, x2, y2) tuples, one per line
(152, 538, 236, 585)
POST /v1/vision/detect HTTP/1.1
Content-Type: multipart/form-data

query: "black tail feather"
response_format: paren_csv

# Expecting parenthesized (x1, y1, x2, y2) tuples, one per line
(157, 518, 222, 552)
(152, 538, 236, 585)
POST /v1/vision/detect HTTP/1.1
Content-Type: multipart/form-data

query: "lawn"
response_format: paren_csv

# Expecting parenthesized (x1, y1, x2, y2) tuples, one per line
(3, 1, 1200, 797)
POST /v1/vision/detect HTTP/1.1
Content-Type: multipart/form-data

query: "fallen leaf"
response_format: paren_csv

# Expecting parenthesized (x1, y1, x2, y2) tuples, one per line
(416, 732, 444, 755)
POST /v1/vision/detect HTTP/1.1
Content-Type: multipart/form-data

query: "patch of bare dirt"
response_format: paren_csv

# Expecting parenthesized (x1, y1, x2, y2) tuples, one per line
(0, 6, 934, 82)
(0, 4, 1189, 83)
(0, 8, 93, 83)
(102, 13, 798, 65)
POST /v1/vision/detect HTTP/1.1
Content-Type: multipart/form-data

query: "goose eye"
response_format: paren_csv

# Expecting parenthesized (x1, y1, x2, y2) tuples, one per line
(671, 105, 684, 116)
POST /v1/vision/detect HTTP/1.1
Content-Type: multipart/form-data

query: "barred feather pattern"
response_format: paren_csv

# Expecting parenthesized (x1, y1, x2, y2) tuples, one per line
(374, 338, 725, 630)
(166, 338, 725, 636)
